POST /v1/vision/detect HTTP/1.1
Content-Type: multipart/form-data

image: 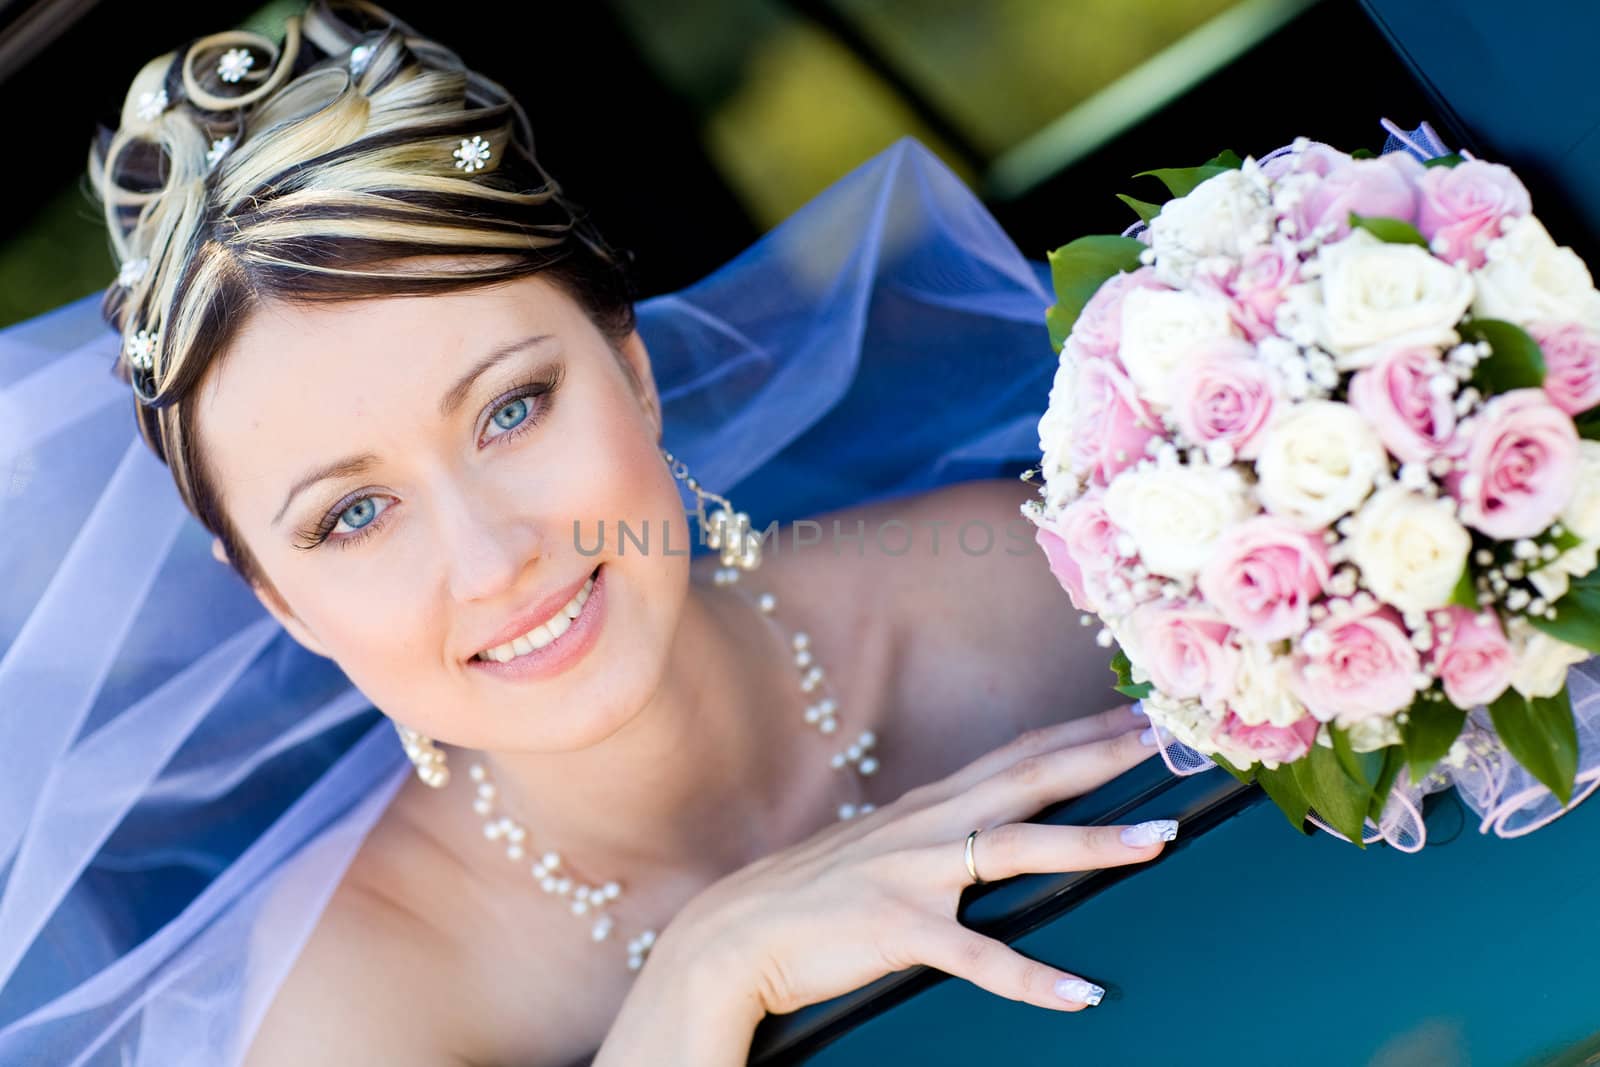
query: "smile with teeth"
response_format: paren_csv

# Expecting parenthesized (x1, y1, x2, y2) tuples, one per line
(473, 572, 596, 662)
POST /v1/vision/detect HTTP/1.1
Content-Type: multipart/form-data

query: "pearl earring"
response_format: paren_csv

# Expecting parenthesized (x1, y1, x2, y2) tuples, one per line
(659, 446, 762, 573)
(394, 722, 449, 788)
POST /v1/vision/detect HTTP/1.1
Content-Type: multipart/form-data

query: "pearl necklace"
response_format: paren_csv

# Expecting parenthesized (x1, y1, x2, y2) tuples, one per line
(463, 564, 882, 972)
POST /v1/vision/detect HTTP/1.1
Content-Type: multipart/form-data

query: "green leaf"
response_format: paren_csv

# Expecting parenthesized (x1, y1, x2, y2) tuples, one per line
(1349, 213, 1430, 248)
(1546, 526, 1584, 556)
(1328, 724, 1371, 788)
(1115, 194, 1163, 225)
(1045, 303, 1073, 354)
(1368, 747, 1407, 823)
(1460, 318, 1548, 393)
(1110, 646, 1131, 681)
(1424, 153, 1467, 168)
(1255, 764, 1313, 834)
(1132, 150, 1243, 199)
(1109, 645, 1154, 700)
(1044, 236, 1147, 352)
(1211, 752, 1256, 785)
(1351, 148, 1377, 160)
(1528, 568, 1600, 653)
(1576, 408, 1600, 441)
(1487, 686, 1579, 805)
(1401, 695, 1468, 782)
(1448, 564, 1481, 609)
(1291, 742, 1372, 846)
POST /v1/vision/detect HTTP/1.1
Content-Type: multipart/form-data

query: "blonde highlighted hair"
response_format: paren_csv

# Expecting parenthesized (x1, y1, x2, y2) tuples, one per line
(88, 0, 634, 593)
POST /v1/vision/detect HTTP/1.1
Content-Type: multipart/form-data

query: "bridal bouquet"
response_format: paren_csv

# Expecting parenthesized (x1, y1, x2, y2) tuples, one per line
(1026, 135, 1600, 845)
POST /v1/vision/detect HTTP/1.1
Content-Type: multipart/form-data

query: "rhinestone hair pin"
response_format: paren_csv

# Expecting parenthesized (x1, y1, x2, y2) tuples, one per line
(217, 47, 254, 83)
(453, 135, 492, 173)
(125, 329, 158, 372)
(135, 89, 168, 122)
(207, 136, 235, 170)
(117, 258, 149, 289)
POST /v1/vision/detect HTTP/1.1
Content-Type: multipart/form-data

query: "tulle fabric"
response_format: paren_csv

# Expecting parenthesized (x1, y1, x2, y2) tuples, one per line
(0, 137, 1055, 1065)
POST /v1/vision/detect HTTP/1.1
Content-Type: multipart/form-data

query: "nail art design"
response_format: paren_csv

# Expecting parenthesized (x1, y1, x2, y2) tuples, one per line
(1120, 819, 1179, 847)
(1055, 977, 1106, 1006)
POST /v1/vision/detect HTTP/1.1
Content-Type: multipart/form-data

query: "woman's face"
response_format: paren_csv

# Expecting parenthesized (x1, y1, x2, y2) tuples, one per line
(196, 273, 692, 753)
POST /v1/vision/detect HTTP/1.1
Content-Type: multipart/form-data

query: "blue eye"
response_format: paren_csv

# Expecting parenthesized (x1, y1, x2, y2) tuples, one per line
(293, 368, 563, 552)
(485, 396, 530, 439)
(333, 495, 388, 535)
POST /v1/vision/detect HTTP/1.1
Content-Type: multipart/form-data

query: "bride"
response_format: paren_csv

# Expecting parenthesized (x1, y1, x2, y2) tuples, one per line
(0, 2, 1179, 1064)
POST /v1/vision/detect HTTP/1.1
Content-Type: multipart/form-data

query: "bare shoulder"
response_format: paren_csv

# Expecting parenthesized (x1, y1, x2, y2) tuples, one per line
(813, 477, 1118, 731)
(239, 877, 470, 1067)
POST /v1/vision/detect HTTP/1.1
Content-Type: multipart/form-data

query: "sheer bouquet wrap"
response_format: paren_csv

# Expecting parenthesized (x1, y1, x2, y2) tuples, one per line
(1024, 124, 1600, 850)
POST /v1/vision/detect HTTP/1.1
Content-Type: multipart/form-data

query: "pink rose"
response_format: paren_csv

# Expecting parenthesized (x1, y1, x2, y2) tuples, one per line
(1449, 389, 1580, 539)
(1416, 160, 1531, 269)
(1347, 346, 1459, 463)
(1208, 240, 1300, 341)
(1293, 154, 1422, 242)
(1291, 607, 1421, 725)
(1034, 492, 1121, 614)
(1529, 321, 1600, 416)
(1261, 141, 1352, 182)
(1430, 606, 1514, 709)
(1217, 712, 1318, 767)
(1198, 516, 1331, 642)
(1126, 602, 1238, 710)
(1071, 267, 1169, 361)
(1169, 339, 1278, 459)
(1068, 358, 1160, 486)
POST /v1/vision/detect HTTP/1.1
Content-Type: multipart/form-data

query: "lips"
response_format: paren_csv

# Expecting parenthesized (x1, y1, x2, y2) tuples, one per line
(469, 564, 601, 663)
(465, 562, 608, 682)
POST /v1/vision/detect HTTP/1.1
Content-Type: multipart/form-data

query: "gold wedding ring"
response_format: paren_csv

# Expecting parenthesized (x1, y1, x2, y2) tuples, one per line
(964, 828, 986, 885)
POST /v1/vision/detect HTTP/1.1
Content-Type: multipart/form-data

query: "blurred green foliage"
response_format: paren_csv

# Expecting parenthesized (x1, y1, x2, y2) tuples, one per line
(0, 182, 114, 329)
(615, 0, 1240, 227)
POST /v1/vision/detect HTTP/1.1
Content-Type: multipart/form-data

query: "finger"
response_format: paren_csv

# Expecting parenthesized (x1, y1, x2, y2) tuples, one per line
(914, 819, 1177, 887)
(914, 921, 1107, 1012)
(928, 703, 1148, 801)
(935, 723, 1163, 830)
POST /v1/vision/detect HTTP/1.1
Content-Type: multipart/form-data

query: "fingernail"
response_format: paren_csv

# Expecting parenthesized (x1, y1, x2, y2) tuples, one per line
(1120, 819, 1179, 847)
(1055, 977, 1105, 1006)
(1139, 726, 1161, 746)
(1130, 701, 1147, 718)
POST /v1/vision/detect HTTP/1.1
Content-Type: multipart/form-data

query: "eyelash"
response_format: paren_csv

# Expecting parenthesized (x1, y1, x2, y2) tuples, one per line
(293, 368, 564, 551)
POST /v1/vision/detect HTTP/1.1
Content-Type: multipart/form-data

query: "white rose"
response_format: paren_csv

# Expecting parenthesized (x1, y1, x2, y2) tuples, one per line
(1104, 463, 1254, 579)
(1147, 168, 1274, 287)
(1255, 400, 1388, 527)
(1304, 229, 1474, 368)
(1473, 215, 1600, 330)
(1507, 617, 1590, 699)
(1141, 687, 1221, 756)
(1346, 485, 1472, 613)
(1036, 357, 1079, 510)
(1230, 641, 1307, 727)
(1117, 288, 1236, 407)
(1533, 440, 1600, 600)
(1560, 440, 1600, 545)
(1346, 716, 1402, 753)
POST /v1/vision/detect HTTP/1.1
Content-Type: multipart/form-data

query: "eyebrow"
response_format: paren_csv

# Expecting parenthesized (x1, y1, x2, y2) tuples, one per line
(271, 332, 555, 528)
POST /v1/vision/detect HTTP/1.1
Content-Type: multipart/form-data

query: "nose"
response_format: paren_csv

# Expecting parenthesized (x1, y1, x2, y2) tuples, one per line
(433, 476, 544, 603)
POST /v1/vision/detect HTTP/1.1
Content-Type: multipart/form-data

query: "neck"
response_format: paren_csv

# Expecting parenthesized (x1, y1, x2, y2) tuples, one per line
(443, 572, 816, 891)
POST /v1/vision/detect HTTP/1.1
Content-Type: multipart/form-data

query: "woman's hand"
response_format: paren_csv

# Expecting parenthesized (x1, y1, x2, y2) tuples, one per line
(655, 703, 1170, 1020)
